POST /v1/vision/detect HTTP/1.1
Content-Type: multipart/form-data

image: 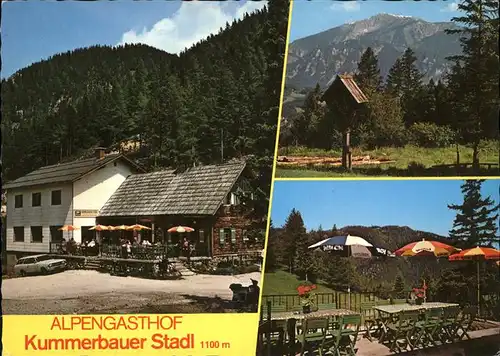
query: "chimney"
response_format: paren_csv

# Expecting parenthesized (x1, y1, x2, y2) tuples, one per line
(95, 147, 106, 160)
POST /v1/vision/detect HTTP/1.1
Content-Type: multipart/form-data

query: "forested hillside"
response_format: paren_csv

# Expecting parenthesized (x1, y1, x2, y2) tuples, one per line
(1, 0, 290, 197)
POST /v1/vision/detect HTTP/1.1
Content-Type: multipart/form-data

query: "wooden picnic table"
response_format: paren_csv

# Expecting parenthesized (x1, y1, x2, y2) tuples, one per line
(268, 308, 357, 321)
(262, 309, 358, 356)
(374, 302, 460, 343)
(373, 302, 459, 315)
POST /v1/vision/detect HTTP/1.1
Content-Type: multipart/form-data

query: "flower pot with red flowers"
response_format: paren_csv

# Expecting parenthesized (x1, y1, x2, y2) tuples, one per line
(297, 283, 317, 314)
(412, 285, 427, 305)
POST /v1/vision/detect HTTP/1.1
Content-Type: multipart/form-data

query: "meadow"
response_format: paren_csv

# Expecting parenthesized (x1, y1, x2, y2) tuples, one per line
(276, 141, 499, 178)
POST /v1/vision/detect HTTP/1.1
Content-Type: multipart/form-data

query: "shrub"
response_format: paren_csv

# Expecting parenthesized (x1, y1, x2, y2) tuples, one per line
(238, 264, 261, 274)
(212, 267, 235, 275)
(408, 122, 457, 148)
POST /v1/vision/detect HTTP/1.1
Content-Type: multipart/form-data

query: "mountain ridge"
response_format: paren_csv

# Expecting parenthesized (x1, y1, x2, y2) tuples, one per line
(286, 13, 461, 90)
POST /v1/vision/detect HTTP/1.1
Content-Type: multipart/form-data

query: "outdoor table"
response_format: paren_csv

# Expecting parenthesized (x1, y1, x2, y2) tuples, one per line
(265, 309, 357, 356)
(373, 302, 460, 343)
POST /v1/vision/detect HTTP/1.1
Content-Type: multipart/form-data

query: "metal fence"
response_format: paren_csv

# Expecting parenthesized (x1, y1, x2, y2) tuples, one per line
(49, 242, 176, 260)
(261, 292, 379, 313)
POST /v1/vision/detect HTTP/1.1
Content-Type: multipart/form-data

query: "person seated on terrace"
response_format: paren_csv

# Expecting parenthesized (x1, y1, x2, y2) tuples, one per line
(142, 239, 152, 246)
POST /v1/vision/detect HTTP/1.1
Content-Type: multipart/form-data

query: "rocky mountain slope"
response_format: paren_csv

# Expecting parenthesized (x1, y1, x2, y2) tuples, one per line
(286, 13, 462, 90)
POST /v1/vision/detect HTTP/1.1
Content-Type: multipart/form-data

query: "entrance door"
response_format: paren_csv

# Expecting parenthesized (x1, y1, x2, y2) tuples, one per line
(81, 226, 93, 244)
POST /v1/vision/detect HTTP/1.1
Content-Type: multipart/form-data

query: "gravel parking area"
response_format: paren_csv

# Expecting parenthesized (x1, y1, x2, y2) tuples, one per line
(2, 270, 261, 314)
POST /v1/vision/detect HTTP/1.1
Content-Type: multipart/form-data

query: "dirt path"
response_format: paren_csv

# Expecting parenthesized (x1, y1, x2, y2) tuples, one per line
(2, 270, 261, 314)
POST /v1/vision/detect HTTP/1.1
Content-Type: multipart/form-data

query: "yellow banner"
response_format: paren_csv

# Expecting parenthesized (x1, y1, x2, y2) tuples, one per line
(3, 314, 259, 356)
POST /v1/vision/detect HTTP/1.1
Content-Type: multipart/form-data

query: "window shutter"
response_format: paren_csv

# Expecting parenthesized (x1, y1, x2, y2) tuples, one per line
(231, 228, 236, 244)
(219, 229, 225, 245)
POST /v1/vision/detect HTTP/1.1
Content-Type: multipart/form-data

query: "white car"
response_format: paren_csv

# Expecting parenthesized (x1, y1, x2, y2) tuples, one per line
(14, 254, 67, 276)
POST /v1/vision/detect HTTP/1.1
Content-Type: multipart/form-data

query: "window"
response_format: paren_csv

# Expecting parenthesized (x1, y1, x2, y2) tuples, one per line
(51, 190, 62, 205)
(219, 229, 226, 246)
(242, 229, 249, 242)
(13, 227, 24, 242)
(199, 229, 205, 243)
(18, 257, 34, 265)
(224, 192, 239, 205)
(230, 228, 237, 244)
(50, 226, 63, 242)
(31, 226, 43, 243)
(32, 192, 41, 207)
(14, 194, 23, 208)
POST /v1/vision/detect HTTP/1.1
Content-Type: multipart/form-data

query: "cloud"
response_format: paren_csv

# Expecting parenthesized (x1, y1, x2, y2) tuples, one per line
(440, 1, 459, 12)
(330, 1, 361, 12)
(119, 1, 267, 54)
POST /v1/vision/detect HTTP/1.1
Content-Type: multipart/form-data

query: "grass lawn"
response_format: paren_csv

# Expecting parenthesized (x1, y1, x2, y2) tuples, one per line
(262, 269, 336, 295)
(276, 142, 499, 178)
(261, 270, 375, 311)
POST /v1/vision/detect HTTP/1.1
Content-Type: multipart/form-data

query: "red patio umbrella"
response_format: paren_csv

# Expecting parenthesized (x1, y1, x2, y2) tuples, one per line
(89, 225, 109, 231)
(126, 224, 151, 231)
(394, 239, 460, 257)
(449, 246, 500, 315)
(167, 226, 195, 233)
(59, 225, 79, 240)
(395, 239, 460, 300)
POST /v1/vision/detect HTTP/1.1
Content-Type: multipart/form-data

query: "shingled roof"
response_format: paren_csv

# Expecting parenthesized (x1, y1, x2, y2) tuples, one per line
(98, 160, 247, 217)
(3, 154, 142, 190)
(321, 74, 369, 104)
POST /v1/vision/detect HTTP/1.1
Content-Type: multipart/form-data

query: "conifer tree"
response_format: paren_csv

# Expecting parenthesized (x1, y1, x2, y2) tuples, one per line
(448, 179, 499, 247)
(445, 0, 499, 170)
(282, 208, 307, 274)
(354, 47, 382, 94)
(386, 48, 424, 125)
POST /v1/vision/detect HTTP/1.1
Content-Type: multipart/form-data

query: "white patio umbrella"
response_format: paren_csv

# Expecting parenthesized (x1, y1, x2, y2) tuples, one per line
(309, 234, 393, 309)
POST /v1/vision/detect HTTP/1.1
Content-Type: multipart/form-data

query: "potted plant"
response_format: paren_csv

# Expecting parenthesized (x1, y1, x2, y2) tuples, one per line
(412, 280, 428, 305)
(297, 284, 317, 313)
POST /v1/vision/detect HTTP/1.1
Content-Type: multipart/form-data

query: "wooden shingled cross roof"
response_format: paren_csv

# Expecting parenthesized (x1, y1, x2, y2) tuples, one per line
(321, 74, 368, 104)
(98, 160, 247, 217)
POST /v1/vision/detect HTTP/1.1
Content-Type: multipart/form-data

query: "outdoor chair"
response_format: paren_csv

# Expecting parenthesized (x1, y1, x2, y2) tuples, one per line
(317, 303, 337, 310)
(360, 301, 378, 341)
(392, 299, 408, 305)
(385, 310, 420, 353)
(297, 318, 329, 356)
(324, 314, 361, 356)
(454, 306, 477, 341)
(376, 300, 391, 306)
(271, 304, 288, 314)
(440, 306, 461, 343)
(414, 308, 444, 348)
(258, 319, 287, 356)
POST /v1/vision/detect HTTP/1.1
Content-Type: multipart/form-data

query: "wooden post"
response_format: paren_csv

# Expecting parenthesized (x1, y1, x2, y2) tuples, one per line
(342, 129, 352, 171)
(152, 222, 155, 243)
(266, 301, 272, 356)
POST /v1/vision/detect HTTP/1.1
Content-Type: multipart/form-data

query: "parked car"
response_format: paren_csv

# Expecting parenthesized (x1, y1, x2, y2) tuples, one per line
(14, 254, 66, 277)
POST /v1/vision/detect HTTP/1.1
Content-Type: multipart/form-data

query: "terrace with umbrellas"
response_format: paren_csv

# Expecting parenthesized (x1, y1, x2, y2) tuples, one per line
(53, 223, 200, 277)
(258, 234, 500, 356)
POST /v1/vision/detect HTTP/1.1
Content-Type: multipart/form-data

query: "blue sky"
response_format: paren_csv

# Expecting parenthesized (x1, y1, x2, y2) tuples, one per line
(270, 179, 500, 237)
(290, 0, 461, 41)
(1, 0, 266, 78)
